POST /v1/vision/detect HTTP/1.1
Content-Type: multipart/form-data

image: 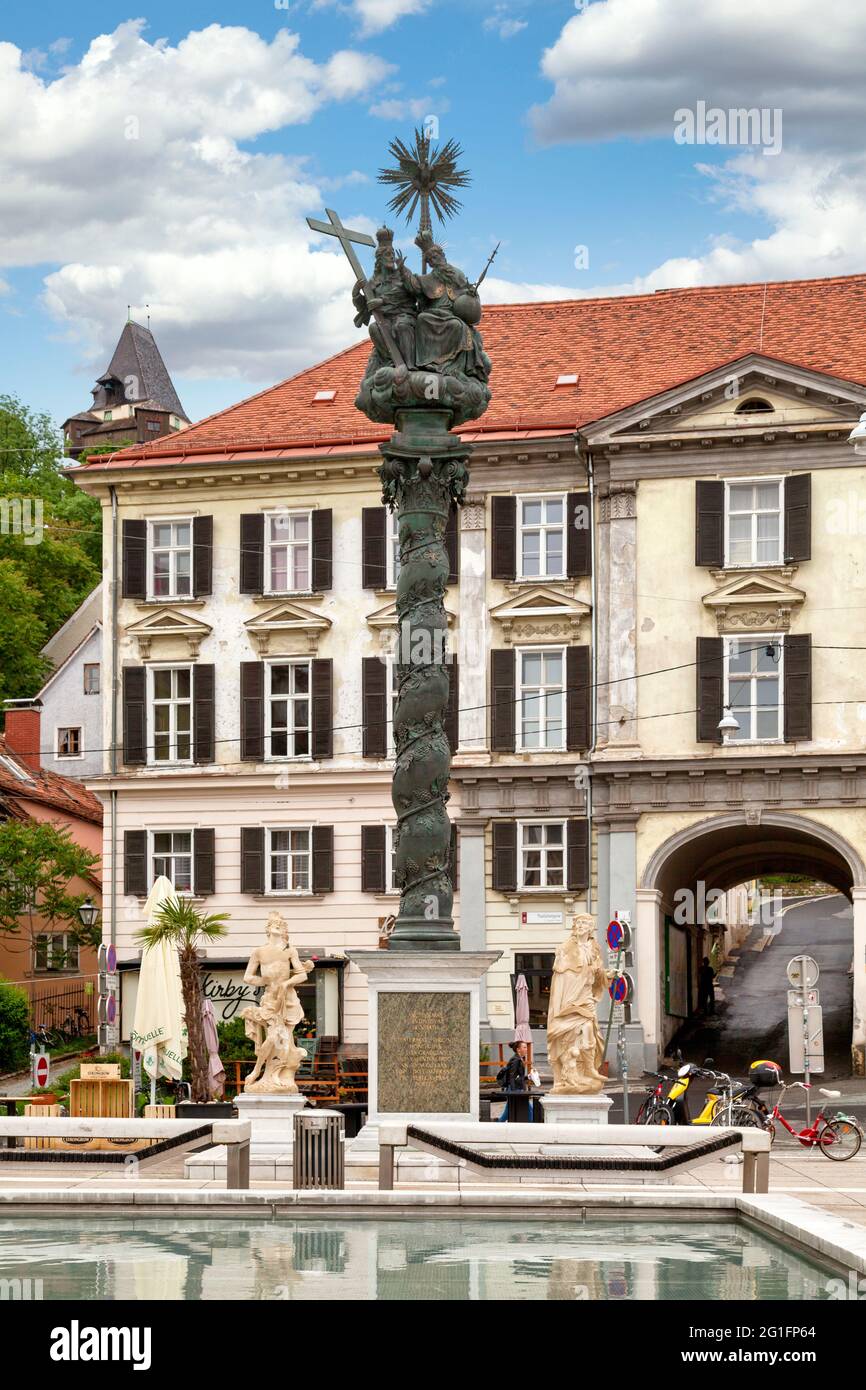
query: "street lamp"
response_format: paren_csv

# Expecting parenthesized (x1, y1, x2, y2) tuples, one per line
(718, 707, 740, 744)
(77, 898, 100, 930)
(848, 412, 866, 456)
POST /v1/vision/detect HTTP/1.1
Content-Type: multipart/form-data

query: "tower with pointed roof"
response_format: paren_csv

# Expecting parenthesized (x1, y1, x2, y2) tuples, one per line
(64, 320, 190, 458)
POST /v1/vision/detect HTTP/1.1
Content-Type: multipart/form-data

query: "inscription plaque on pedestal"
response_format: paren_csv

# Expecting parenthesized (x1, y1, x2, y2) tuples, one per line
(377, 991, 470, 1113)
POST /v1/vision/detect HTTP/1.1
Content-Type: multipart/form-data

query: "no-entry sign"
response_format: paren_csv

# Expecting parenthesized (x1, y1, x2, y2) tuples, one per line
(34, 1054, 49, 1089)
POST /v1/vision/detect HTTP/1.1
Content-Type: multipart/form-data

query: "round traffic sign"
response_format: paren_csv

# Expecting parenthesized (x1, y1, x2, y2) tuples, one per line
(787, 954, 819, 989)
(106, 994, 117, 1025)
(607, 919, 624, 950)
(106, 944, 117, 974)
(34, 1054, 49, 1089)
(609, 975, 629, 1004)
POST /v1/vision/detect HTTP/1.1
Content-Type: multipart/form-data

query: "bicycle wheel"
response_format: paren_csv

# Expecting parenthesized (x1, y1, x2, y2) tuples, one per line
(647, 1104, 674, 1126)
(819, 1118, 862, 1161)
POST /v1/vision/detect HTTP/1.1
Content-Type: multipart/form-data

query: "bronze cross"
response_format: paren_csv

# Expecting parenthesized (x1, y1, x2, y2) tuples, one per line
(306, 206, 405, 368)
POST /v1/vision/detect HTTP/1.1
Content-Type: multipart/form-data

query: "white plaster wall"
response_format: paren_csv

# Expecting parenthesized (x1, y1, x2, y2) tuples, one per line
(39, 626, 103, 779)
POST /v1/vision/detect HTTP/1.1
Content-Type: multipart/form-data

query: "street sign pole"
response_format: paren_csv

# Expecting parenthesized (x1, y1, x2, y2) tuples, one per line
(802, 999, 811, 1128)
(618, 1022, 630, 1124)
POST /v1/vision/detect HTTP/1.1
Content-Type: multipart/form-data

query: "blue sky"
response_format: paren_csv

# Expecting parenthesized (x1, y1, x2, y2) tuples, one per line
(1, 0, 863, 434)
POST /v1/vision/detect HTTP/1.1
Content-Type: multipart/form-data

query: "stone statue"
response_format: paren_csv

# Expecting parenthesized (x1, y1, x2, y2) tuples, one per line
(398, 229, 491, 384)
(240, 911, 315, 1094)
(547, 914, 612, 1095)
(353, 226, 418, 369)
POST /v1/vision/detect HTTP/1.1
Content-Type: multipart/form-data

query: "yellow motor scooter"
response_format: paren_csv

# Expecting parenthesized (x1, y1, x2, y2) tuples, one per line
(662, 1058, 758, 1126)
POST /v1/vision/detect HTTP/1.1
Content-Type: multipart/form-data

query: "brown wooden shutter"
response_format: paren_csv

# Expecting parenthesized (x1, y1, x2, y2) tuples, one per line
(566, 645, 591, 751)
(239, 514, 264, 594)
(445, 506, 459, 585)
(193, 664, 215, 764)
(240, 662, 264, 761)
(124, 829, 147, 896)
(784, 474, 811, 562)
(362, 657, 387, 759)
(492, 820, 518, 894)
(696, 636, 723, 744)
(784, 633, 812, 742)
(122, 667, 147, 765)
(445, 658, 459, 752)
(193, 828, 215, 896)
(192, 515, 213, 596)
(450, 823, 459, 891)
(122, 519, 147, 599)
(311, 659, 333, 759)
(491, 649, 516, 751)
(491, 496, 516, 580)
(567, 492, 591, 578)
(695, 480, 724, 567)
(567, 819, 589, 892)
(241, 827, 265, 894)
(312, 825, 334, 893)
(312, 509, 333, 591)
(361, 824, 386, 893)
(362, 507, 387, 589)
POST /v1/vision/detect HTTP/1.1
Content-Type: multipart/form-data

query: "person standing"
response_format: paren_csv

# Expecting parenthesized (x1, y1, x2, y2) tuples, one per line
(698, 956, 716, 1016)
(497, 1040, 534, 1121)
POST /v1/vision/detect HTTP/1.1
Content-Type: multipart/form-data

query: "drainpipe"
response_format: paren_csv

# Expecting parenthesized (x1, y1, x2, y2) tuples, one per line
(109, 485, 119, 949)
(578, 438, 598, 915)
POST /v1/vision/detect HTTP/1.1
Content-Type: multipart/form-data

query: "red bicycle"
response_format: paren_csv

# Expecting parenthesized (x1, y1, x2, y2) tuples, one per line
(767, 1081, 863, 1160)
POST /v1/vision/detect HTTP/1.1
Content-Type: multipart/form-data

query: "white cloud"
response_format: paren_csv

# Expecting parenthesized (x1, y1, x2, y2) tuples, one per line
(0, 21, 393, 383)
(313, 0, 432, 37)
(483, 8, 528, 41)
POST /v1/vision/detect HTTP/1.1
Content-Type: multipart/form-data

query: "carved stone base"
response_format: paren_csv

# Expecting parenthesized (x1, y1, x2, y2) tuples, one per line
(541, 1094, 612, 1125)
(234, 1091, 308, 1145)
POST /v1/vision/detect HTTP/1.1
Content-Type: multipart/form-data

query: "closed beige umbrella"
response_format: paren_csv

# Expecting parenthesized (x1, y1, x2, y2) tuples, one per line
(131, 876, 187, 1104)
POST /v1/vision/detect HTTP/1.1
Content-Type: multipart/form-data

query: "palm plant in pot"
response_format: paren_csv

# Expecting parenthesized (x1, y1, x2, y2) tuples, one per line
(136, 897, 229, 1106)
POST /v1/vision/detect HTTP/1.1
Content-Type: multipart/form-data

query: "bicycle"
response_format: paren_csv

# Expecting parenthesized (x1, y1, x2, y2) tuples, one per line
(767, 1081, 863, 1160)
(636, 1069, 676, 1125)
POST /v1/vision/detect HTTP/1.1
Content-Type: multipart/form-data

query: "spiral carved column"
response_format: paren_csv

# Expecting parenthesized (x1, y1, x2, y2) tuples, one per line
(379, 408, 470, 951)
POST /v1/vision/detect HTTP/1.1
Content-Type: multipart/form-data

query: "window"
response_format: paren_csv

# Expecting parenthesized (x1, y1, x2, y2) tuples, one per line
(514, 952, 555, 1028)
(266, 510, 311, 593)
(518, 495, 565, 579)
(518, 647, 565, 751)
(267, 827, 312, 893)
(385, 824, 399, 893)
(104, 411, 113, 422)
(146, 420, 161, 432)
(83, 663, 100, 695)
(56, 727, 82, 758)
(724, 636, 783, 742)
(148, 518, 192, 598)
(266, 661, 311, 759)
(151, 831, 192, 892)
(518, 821, 565, 890)
(150, 666, 192, 763)
(386, 509, 401, 589)
(34, 933, 80, 973)
(725, 480, 781, 567)
(734, 397, 775, 414)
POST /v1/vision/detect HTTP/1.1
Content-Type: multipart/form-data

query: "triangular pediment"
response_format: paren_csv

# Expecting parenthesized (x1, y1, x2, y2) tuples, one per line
(126, 606, 212, 659)
(703, 571, 805, 606)
(366, 600, 456, 629)
(702, 566, 805, 634)
(245, 600, 331, 655)
(490, 585, 590, 644)
(584, 354, 866, 445)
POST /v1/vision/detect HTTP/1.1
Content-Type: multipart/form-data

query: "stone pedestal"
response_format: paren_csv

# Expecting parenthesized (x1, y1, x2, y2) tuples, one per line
(541, 1093, 612, 1125)
(184, 1091, 307, 1182)
(346, 950, 500, 1142)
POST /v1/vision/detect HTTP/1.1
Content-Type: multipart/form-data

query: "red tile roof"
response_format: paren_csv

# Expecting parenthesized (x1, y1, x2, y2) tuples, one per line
(84, 274, 866, 468)
(0, 739, 102, 826)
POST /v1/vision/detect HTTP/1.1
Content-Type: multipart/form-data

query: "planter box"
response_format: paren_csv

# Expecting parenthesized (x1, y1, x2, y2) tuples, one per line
(176, 1101, 237, 1121)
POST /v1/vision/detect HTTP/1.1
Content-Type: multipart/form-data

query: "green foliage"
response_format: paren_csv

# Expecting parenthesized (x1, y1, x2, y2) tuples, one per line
(0, 977, 31, 1072)
(0, 394, 101, 706)
(136, 897, 230, 955)
(216, 1016, 254, 1060)
(0, 820, 100, 947)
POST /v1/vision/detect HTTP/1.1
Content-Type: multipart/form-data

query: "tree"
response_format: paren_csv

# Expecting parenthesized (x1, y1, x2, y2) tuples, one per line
(136, 898, 229, 1104)
(0, 560, 49, 705)
(0, 978, 30, 1072)
(0, 820, 101, 957)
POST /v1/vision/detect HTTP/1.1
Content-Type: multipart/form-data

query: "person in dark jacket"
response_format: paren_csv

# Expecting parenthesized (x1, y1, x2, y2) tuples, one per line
(497, 1040, 533, 1121)
(698, 957, 716, 1016)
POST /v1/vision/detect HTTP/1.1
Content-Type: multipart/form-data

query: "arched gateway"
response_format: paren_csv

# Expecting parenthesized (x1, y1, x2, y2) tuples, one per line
(634, 812, 866, 1076)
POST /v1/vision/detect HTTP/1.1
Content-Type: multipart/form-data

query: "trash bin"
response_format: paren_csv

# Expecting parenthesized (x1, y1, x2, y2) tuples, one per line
(293, 1109, 345, 1189)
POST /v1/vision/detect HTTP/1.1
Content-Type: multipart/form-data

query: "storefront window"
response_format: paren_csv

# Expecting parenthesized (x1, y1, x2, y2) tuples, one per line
(513, 952, 554, 1029)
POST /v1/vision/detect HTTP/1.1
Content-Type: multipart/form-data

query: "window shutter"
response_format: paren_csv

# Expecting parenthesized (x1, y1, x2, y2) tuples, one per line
(362, 657, 387, 759)
(312, 825, 334, 893)
(193, 828, 215, 896)
(567, 492, 591, 578)
(312, 509, 333, 591)
(122, 519, 147, 599)
(695, 481, 724, 567)
(362, 507, 387, 589)
(241, 827, 265, 895)
(566, 645, 591, 751)
(445, 658, 459, 752)
(445, 506, 459, 585)
(240, 662, 264, 761)
(567, 819, 589, 892)
(696, 637, 723, 744)
(193, 515, 213, 597)
(491, 649, 516, 751)
(450, 823, 459, 891)
(122, 667, 147, 765)
(240, 514, 265, 595)
(492, 820, 518, 894)
(784, 633, 812, 742)
(124, 829, 147, 896)
(491, 496, 516, 580)
(193, 664, 215, 764)
(784, 474, 811, 563)
(311, 659, 333, 759)
(361, 824, 386, 893)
